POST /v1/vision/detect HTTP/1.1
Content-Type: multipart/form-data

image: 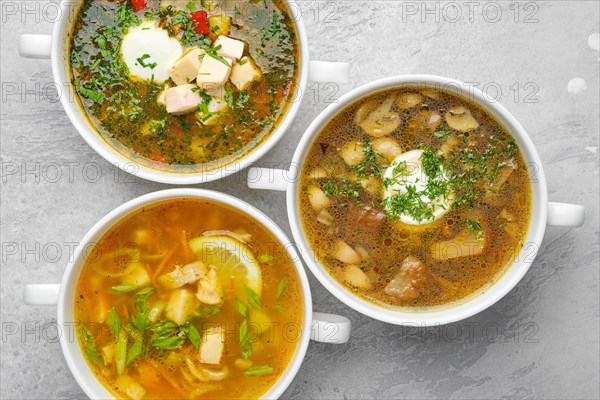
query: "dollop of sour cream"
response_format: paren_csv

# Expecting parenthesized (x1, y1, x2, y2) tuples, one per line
(382, 149, 453, 225)
(121, 21, 183, 83)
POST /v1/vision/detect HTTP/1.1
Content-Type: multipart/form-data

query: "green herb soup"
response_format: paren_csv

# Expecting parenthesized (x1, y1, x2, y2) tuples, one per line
(70, 0, 299, 170)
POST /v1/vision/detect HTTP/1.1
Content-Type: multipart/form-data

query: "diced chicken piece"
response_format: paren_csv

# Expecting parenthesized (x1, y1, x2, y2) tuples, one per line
(332, 240, 362, 264)
(165, 84, 203, 115)
(199, 327, 225, 365)
(168, 48, 205, 86)
(165, 288, 198, 325)
(196, 266, 223, 305)
(214, 35, 245, 60)
(122, 266, 151, 287)
(343, 265, 372, 289)
(430, 228, 485, 261)
(116, 375, 146, 400)
(148, 299, 166, 323)
(384, 256, 428, 301)
(101, 343, 114, 365)
(229, 57, 262, 91)
(159, 261, 207, 288)
(157, 88, 167, 107)
(196, 97, 229, 126)
(197, 55, 232, 91)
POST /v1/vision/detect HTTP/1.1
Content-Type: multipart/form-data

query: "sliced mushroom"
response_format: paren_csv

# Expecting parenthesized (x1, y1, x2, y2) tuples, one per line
(339, 142, 366, 166)
(309, 167, 329, 180)
(445, 106, 479, 132)
(356, 96, 401, 137)
(316, 209, 334, 226)
(371, 138, 402, 164)
(407, 108, 442, 133)
(396, 93, 423, 110)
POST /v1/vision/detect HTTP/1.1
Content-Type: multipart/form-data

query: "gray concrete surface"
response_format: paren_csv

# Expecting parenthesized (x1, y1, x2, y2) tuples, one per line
(1, 1, 599, 399)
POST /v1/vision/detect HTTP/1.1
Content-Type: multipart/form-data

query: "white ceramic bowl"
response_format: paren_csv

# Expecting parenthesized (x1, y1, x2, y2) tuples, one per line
(24, 189, 351, 399)
(247, 74, 586, 326)
(18, 1, 349, 184)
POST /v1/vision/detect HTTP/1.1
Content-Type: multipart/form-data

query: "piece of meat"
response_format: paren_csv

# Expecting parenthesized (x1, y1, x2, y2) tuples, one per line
(345, 203, 385, 237)
(384, 256, 428, 301)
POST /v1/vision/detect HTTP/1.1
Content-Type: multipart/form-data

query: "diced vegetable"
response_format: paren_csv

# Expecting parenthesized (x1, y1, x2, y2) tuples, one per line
(199, 327, 225, 365)
(190, 11, 210, 35)
(342, 265, 372, 289)
(122, 266, 151, 287)
(130, 0, 147, 12)
(307, 185, 330, 212)
(316, 210, 334, 226)
(332, 240, 362, 264)
(208, 15, 232, 36)
(165, 289, 198, 325)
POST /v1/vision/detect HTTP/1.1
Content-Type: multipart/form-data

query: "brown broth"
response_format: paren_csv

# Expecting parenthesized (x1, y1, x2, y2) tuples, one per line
(75, 199, 303, 399)
(299, 87, 532, 309)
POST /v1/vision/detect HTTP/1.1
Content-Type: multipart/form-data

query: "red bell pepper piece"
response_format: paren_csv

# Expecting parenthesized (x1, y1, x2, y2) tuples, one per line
(190, 11, 210, 35)
(131, 0, 147, 12)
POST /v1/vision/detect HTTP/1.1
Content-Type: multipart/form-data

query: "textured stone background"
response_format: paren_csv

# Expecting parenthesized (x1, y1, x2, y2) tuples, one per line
(1, 1, 599, 399)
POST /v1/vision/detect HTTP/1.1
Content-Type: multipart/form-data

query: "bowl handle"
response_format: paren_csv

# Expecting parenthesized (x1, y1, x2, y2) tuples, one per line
(309, 61, 350, 83)
(311, 312, 351, 344)
(24, 284, 60, 305)
(19, 34, 52, 59)
(247, 167, 290, 192)
(547, 202, 585, 227)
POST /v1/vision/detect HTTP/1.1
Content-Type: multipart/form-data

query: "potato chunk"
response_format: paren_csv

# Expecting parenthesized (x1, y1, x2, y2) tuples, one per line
(165, 84, 203, 115)
(196, 266, 223, 305)
(229, 56, 262, 91)
(343, 265, 372, 289)
(307, 185, 330, 212)
(165, 289, 198, 325)
(332, 240, 361, 264)
(199, 327, 225, 365)
(122, 266, 151, 287)
(168, 48, 204, 86)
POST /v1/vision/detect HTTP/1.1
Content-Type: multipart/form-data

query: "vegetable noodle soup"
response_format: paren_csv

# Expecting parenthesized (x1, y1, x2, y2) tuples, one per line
(299, 87, 532, 309)
(70, 0, 299, 170)
(75, 199, 303, 399)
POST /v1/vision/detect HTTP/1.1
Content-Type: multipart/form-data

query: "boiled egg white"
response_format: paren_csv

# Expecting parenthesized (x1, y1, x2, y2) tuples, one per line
(382, 149, 453, 225)
(121, 21, 183, 83)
